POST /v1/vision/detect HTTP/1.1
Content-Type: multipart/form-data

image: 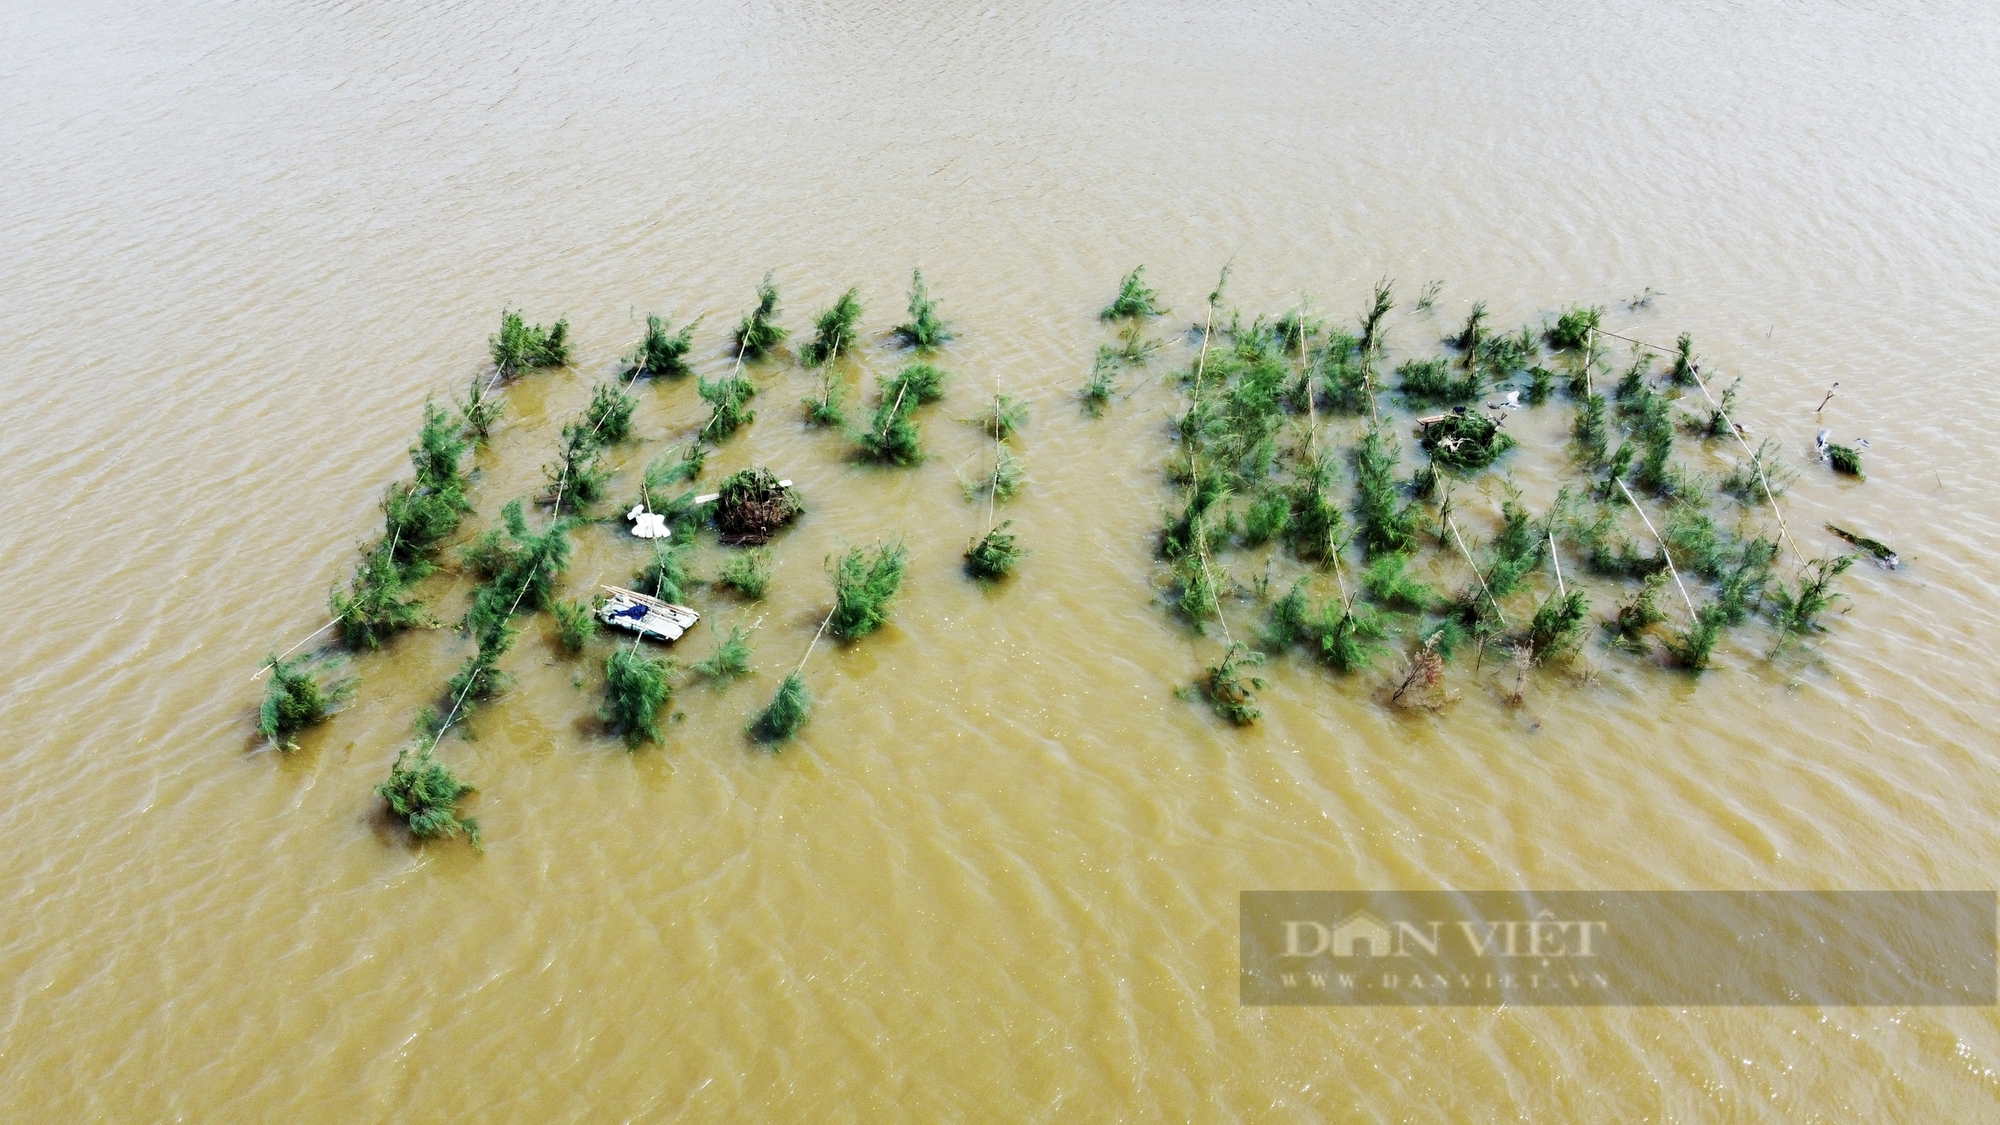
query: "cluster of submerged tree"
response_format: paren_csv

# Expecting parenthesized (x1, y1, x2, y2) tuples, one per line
(256, 272, 1021, 847)
(1087, 266, 1872, 725)
(252, 265, 1881, 846)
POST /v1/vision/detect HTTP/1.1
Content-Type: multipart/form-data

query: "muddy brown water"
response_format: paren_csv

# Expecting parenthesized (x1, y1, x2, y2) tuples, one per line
(5, 1, 2000, 1119)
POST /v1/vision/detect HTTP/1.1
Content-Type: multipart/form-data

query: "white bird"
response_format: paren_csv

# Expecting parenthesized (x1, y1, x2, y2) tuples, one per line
(1487, 390, 1522, 410)
(1815, 428, 1831, 455)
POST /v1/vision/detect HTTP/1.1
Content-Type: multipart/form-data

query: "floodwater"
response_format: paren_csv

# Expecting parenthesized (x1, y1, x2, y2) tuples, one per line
(4, 0, 2000, 1119)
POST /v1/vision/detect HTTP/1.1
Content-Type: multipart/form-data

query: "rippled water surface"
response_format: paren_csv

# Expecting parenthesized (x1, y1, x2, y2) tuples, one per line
(5, 1, 2000, 1119)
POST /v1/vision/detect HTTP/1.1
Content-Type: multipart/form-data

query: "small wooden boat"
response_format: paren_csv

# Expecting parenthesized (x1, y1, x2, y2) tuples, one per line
(597, 585, 699, 642)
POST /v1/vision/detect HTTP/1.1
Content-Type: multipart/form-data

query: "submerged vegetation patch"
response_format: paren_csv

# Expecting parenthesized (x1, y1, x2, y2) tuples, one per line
(490, 310, 570, 377)
(827, 542, 909, 641)
(263, 271, 1888, 848)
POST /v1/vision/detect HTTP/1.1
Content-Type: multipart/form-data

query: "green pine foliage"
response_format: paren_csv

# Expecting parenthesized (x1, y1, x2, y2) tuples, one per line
(1398, 357, 1482, 404)
(1669, 332, 1697, 386)
(1081, 350, 1118, 415)
(1363, 552, 1438, 613)
(717, 547, 773, 600)
(331, 540, 432, 649)
(881, 363, 950, 405)
(1359, 279, 1395, 358)
(1545, 304, 1602, 351)
(1200, 643, 1267, 725)
(1102, 266, 1164, 319)
(972, 393, 1029, 441)
(827, 542, 909, 640)
(462, 498, 574, 613)
(693, 625, 756, 685)
(733, 273, 789, 357)
(893, 269, 954, 348)
(1827, 444, 1864, 477)
(1354, 424, 1419, 556)
(457, 375, 505, 438)
(965, 521, 1023, 580)
(636, 540, 697, 603)
(551, 598, 598, 653)
(1452, 301, 1490, 353)
(584, 382, 637, 444)
(490, 310, 570, 376)
(627, 314, 701, 379)
(1771, 555, 1858, 635)
(377, 749, 479, 846)
(854, 391, 924, 465)
(543, 420, 610, 510)
(962, 443, 1026, 502)
(801, 287, 863, 366)
(751, 672, 812, 743)
(697, 373, 757, 440)
(258, 654, 345, 750)
(803, 369, 849, 427)
(1664, 603, 1732, 672)
(602, 648, 673, 747)
(1614, 571, 1669, 639)
(1573, 393, 1610, 467)
(1526, 590, 1590, 661)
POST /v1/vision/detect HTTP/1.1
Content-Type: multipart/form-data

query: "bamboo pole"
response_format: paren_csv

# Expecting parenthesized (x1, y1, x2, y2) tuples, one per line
(1444, 514, 1509, 627)
(1616, 479, 1697, 619)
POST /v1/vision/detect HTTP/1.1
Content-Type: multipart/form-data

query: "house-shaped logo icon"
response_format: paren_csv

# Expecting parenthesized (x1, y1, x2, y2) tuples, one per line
(1330, 910, 1395, 957)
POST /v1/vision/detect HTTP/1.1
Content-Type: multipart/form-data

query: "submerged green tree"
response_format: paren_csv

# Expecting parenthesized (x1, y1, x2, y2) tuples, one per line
(803, 366, 848, 427)
(457, 375, 505, 439)
(1664, 603, 1732, 672)
(893, 269, 954, 348)
(1526, 590, 1590, 662)
(331, 540, 432, 649)
(377, 748, 479, 846)
(1770, 555, 1857, 636)
(698, 373, 757, 439)
(490, 310, 570, 376)
(965, 521, 1022, 580)
(734, 273, 789, 357)
(1102, 266, 1165, 319)
(854, 389, 924, 465)
(636, 540, 697, 603)
(1354, 423, 1419, 556)
(602, 647, 673, 747)
(551, 598, 598, 653)
(1545, 304, 1603, 351)
(1358, 279, 1395, 360)
(543, 420, 611, 510)
(880, 363, 950, 405)
(1081, 350, 1118, 416)
(627, 314, 702, 379)
(1200, 643, 1267, 725)
(751, 672, 812, 743)
(258, 654, 347, 751)
(584, 382, 637, 444)
(463, 498, 575, 613)
(970, 393, 1029, 441)
(692, 624, 756, 685)
(827, 542, 909, 640)
(717, 547, 773, 600)
(801, 287, 863, 366)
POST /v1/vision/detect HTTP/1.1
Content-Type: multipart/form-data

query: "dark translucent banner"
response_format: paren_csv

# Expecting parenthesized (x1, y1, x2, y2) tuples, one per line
(1240, 891, 1996, 1006)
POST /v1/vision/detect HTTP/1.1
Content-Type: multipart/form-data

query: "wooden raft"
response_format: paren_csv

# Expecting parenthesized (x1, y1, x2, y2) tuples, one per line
(597, 585, 700, 642)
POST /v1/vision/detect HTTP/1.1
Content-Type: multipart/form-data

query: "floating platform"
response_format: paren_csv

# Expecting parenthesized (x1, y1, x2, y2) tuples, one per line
(597, 585, 699, 642)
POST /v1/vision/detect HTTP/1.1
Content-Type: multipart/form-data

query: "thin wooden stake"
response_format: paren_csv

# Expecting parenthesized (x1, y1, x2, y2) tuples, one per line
(1616, 479, 1697, 619)
(1445, 514, 1509, 627)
